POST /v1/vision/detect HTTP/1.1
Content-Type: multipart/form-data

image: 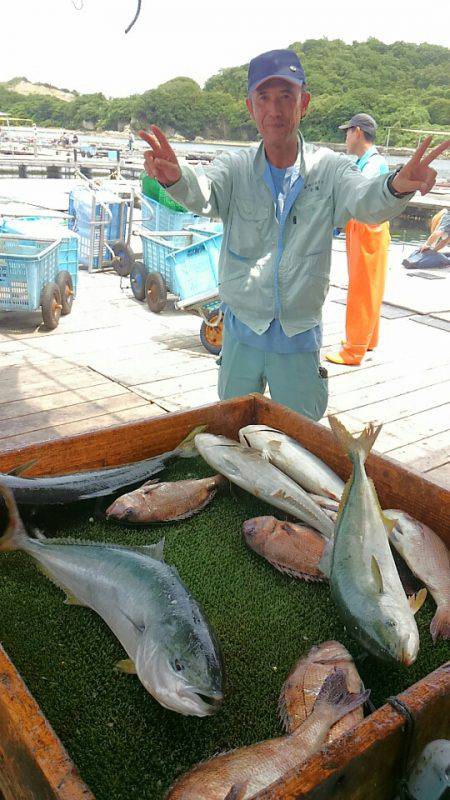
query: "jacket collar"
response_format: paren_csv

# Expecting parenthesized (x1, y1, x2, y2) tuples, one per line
(253, 133, 306, 179)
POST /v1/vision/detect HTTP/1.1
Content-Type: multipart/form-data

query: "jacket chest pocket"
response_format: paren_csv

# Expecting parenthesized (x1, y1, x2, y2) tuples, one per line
(228, 198, 270, 259)
(292, 194, 333, 255)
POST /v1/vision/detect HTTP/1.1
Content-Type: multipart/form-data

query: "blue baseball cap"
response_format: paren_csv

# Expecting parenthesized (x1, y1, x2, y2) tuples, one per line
(247, 49, 306, 97)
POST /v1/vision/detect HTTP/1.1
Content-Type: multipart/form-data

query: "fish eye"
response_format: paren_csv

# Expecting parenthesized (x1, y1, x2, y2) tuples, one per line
(174, 659, 184, 672)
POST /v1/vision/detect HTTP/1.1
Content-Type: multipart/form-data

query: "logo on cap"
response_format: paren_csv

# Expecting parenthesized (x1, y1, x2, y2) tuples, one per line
(289, 65, 297, 72)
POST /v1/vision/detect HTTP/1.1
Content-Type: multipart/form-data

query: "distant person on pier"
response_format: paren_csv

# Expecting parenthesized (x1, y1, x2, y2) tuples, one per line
(421, 207, 450, 253)
(71, 133, 79, 145)
(326, 113, 390, 366)
(139, 49, 449, 419)
(128, 131, 135, 152)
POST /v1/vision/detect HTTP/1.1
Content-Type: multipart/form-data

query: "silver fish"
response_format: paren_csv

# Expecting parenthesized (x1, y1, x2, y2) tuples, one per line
(194, 434, 334, 539)
(239, 425, 345, 501)
(385, 509, 450, 642)
(0, 485, 223, 717)
(324, 418, 425, 666)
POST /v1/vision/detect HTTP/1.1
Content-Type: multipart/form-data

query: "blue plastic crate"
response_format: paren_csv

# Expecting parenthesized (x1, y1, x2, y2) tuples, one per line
(0, 237, 61, 311)
(0, 218, 79, 292)
(141, 233, 181, 289)
(141, 196, 198, 232)
(166, 233, 222, 301)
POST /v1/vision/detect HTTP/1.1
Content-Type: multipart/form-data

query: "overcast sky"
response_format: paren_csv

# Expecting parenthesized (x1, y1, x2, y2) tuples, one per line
(3, 0, 449, 98)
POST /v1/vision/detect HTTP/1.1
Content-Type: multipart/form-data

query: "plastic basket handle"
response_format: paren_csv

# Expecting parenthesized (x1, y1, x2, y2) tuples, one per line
(0, 233, 62, 259)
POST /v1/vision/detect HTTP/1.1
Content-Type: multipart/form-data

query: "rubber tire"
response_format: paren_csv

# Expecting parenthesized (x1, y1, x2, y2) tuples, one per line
(130, 260, 147, 302)
(41, 282, 62, 330)
(55, 270, 74, 315)
(145, 272, 167, 313)
(200, 311, 223, 355)
(111, 240, 135, 277)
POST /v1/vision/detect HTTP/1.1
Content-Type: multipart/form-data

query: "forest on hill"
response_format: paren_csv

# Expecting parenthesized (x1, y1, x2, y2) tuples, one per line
(1, 39, 449, 145)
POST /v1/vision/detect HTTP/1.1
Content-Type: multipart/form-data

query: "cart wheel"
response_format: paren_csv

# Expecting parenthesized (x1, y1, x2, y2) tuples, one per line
(200, 311, 223, 355)
(55, 270, 74, 315)
(145, 272, 167, 313)
(111, 240, 135, 277)
(130, 260, 147, 302)
(41, 282, 62, 330)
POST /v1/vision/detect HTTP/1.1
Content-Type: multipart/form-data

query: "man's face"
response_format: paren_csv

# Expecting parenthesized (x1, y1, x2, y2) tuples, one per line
(345, 127, 361, 155)
(246, 78, 309, 147)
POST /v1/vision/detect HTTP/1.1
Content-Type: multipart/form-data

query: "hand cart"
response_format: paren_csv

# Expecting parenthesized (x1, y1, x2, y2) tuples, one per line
(0, 233, 75, 330)
(69, 176, 135, 275)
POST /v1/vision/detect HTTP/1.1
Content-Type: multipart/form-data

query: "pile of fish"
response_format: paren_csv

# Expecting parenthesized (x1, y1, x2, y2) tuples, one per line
(0, 410, 448, 796)
(191, 421, 449, 663)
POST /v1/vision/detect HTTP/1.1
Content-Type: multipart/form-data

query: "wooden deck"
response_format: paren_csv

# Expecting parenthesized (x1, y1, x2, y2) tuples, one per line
(0, 240, 449, 488)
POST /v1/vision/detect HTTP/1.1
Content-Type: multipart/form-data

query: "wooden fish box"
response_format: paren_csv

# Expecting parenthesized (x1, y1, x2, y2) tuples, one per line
(0, 395, 448, 800)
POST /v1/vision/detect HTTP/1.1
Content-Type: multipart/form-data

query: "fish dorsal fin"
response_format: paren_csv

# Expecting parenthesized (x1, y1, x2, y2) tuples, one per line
(367, 479, 397, 536)
(142, 479, 160, 494)
(131, 538, 165, 560)
(64, 591, 86, 606)
(7, 458, 39, 476)
(335, 473, 353, 529)
(409, 588, 427, 615)
(116, 658, 137, 674)
(371, 555, 384, 594)
(383, 514, 397, 536)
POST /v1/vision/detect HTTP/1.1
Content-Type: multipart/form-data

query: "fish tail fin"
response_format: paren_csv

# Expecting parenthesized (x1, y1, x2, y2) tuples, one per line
(430, 605, 450, 642)
(313, 668, 369, 725)
(329, 416, 381, 463)
(223, 784, 249, 800)
(175, 425, 207, 458)
(0, 484, 28, 552)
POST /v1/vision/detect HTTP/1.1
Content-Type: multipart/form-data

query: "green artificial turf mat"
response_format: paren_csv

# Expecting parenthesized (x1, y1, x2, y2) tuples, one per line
(0, 455, 448, 799)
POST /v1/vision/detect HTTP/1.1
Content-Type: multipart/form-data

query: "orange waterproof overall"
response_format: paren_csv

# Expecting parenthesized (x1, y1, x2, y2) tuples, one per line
(339, 218, 390, 364)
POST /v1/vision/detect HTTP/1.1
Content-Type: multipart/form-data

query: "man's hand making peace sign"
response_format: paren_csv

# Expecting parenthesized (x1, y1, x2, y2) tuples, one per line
(389, 135, 449, 196)
(139, 125, 182, 187)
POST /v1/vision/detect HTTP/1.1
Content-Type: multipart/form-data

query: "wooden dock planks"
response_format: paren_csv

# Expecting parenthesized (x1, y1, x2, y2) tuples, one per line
(0, 259, 448, 485)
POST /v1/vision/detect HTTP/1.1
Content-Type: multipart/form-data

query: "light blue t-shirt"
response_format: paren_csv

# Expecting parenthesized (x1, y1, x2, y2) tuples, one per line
(356, 146, 389, 178)
(223, 157, 322, 354)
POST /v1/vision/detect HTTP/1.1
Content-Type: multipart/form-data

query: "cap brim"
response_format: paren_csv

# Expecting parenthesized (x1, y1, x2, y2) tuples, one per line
(248, 74, 304, 96)
(338, 123, 351, 130)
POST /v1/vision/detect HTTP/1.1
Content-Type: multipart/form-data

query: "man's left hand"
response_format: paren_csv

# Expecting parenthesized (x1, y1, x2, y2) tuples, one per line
(391, 136, 449, 196)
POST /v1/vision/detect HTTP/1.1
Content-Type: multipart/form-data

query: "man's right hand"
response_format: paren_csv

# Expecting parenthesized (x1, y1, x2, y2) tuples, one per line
(139, 125, 182, 186)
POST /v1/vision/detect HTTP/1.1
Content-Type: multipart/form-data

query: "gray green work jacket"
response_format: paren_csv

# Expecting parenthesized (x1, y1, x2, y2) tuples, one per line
(167, 135, 412, 336)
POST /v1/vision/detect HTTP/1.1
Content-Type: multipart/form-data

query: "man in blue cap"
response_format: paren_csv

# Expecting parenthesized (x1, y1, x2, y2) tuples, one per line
(140, 49, 448, 420)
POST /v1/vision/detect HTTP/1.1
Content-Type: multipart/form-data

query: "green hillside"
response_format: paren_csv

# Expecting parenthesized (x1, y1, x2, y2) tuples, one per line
(1, 38, 449, 145)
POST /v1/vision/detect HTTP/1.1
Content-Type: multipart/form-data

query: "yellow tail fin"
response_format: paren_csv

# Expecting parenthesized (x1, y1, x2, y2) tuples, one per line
(0, 484, 28, 552)
(329, 416, 381, 463)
